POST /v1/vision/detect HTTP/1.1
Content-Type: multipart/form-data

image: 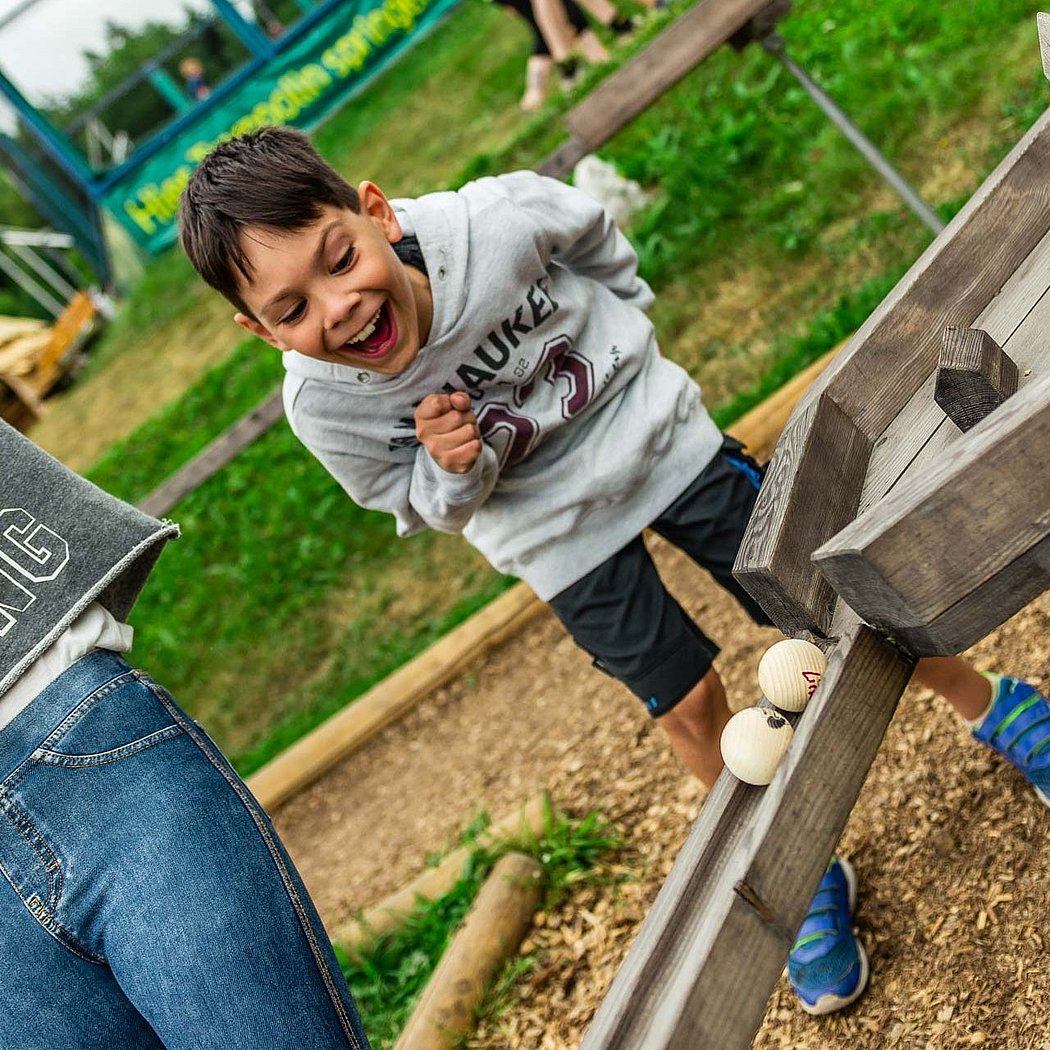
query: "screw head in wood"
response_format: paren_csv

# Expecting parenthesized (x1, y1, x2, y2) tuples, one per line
(720, 706, 794, 785)
(757, 638, 828, 712)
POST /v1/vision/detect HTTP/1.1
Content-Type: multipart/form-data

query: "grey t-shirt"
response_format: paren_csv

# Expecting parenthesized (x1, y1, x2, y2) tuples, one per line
(0, 603, 132, 731)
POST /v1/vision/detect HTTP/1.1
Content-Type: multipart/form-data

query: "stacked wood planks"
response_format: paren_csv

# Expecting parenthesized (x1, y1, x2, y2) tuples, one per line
(0, 291, 98, 431)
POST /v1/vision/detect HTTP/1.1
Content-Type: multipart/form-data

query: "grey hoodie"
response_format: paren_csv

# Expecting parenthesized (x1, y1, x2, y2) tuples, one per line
(283, 171, 722, 600)
(0, 421, 177, 696)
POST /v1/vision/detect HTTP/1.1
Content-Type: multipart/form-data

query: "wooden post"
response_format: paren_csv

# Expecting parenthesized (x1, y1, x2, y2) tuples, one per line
(394, 852, 544, 1050)
(581, 621, 914, 1048)
(732, 392, 870, 636)
(934, 326, 1017, 432)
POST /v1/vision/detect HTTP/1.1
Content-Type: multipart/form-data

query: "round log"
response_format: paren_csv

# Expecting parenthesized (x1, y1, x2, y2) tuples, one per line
(394, 852, 545, 1050)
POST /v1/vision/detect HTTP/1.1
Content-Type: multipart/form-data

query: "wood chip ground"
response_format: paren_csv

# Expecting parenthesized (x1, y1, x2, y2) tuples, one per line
(273, 536, 1050, 1049)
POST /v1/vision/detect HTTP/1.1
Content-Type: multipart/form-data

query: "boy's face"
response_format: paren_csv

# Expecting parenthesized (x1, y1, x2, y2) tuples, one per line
(234, 182, 432, 376)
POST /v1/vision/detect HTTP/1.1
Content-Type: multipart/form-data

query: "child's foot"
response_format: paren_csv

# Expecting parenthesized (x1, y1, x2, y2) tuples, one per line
(972, 673, 1050, 808)
(520, 55, 552, 112)
(787, 856, 869, 1016)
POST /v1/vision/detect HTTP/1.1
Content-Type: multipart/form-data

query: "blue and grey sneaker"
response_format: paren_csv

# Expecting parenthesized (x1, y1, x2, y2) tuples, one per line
(787, 856, 869, 1016)
(973, 673, 1050, 808)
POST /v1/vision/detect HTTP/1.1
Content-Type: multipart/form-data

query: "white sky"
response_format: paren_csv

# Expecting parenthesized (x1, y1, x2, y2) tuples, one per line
(0, 0, 215, 104)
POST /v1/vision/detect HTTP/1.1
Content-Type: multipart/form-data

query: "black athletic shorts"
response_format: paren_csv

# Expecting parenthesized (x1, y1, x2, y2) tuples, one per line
(548, 435, 773, 718)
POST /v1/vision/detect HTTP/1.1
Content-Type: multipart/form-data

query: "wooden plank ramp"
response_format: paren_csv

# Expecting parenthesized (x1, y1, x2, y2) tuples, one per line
(582, 619, 913, 1048)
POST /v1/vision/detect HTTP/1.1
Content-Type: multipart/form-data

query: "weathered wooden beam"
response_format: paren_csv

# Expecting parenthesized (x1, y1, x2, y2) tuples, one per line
(735, 107, 1050, 633)
(934, 326, 1017, 432)
(813, 366, 1050, 656)
(820, 106, 1050, 439)
(564, 0, 773, 151)
(582, 621, 914, 1049)
(733, 392, 870, 636)
(857, 225, 1050, 516)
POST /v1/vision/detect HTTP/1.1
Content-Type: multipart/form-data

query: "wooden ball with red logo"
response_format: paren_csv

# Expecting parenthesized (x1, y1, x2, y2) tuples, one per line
(757, 639, 828, 713)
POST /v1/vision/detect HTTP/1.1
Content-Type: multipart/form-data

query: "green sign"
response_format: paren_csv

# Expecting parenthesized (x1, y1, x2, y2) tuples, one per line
(104, 0, 458, 254)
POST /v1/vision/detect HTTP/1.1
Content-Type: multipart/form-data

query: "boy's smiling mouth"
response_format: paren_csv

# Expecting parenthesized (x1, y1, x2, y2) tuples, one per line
(340, 302, 398, 359)
(346, 306, 383, 346)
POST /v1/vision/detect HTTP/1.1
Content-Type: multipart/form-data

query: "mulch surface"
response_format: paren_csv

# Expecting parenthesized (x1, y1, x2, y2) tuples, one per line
(273, 537, 1049, 1049)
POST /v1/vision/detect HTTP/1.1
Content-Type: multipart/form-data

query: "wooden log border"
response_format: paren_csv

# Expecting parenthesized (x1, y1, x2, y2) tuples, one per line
(393, 852, 545, 1050)
(247, 582, 547, 810)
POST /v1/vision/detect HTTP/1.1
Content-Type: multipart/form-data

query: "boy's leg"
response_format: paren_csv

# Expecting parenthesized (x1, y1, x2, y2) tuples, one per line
(912, 655, 991, 720)
(907, 656, 1049, 806)
(639, 436, 776, 785)
(548, 534, 730, 787)
(0, 652, 370, 1050)
(653, 666, 731, 787)
(788, 855, 869, 1015)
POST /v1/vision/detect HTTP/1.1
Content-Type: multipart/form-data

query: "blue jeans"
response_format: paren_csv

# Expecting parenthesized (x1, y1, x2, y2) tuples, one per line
(0, 651, 370, 1049)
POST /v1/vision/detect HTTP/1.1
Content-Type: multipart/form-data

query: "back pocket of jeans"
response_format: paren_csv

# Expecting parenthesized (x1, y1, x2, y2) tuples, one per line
(32, 670, 184, 768)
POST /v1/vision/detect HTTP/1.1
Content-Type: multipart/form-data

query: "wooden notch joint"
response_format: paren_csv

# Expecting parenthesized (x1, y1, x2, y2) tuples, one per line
(729, 0, 792, 51)
(934, 326, 1018, 432)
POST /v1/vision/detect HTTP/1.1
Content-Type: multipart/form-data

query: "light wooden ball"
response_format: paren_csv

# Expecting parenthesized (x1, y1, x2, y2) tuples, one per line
(720, 706, 794, 786)
(757, 638, 828, 713)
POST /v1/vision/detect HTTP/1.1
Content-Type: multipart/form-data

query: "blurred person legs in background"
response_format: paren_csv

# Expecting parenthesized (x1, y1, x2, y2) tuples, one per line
(491, 0, 608, 110)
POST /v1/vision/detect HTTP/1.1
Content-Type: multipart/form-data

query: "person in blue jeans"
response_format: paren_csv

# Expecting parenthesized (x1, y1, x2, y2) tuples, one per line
(0, 419, 369, 1049)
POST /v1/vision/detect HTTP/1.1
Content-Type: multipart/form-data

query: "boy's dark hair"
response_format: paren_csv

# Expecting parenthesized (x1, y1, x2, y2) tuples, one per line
(178, 125, 360, 316)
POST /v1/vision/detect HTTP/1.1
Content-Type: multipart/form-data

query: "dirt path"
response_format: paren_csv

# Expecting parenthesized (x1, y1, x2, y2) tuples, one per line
(272, 538, 1049, 1049)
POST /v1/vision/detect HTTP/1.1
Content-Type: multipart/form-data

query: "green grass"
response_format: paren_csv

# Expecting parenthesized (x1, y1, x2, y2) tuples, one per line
(337, 801, 624, 1049)
(69, 0, 1050, 772)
